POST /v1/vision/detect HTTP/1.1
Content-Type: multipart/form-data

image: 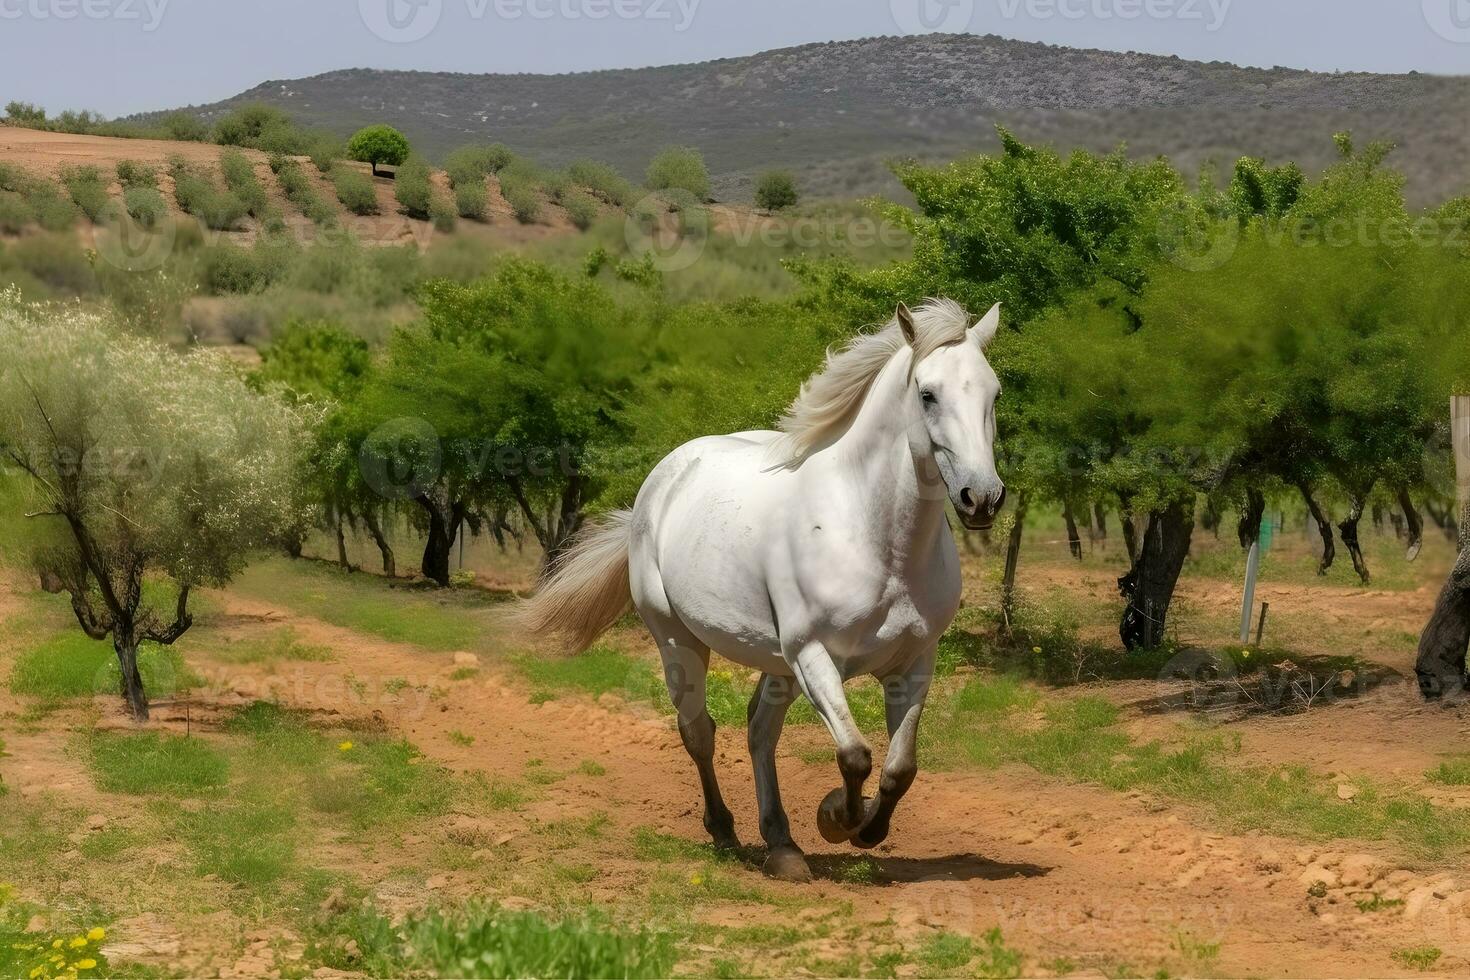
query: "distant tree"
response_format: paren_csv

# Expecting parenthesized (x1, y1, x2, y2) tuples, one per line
(4, 101, 46, 127)
(646, 146, 710, 202)
(0, 297, 311, 719)
(159, 111, 208, 142)
(754, 170, 798, 211)
(346, 125, 411, 177)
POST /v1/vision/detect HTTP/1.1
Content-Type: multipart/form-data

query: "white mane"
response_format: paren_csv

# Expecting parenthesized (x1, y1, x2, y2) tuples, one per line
(774, 298, 972, 467)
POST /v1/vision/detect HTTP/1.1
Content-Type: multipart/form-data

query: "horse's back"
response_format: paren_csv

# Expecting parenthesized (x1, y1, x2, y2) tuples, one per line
(628, 431, 792, 668)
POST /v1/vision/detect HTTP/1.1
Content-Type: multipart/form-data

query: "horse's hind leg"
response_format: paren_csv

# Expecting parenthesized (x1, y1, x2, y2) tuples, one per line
(649, 621, 739, 850)
(748, 673, 809, 881)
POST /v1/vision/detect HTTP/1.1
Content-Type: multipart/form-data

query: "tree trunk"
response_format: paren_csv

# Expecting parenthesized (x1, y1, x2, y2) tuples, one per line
(1338, 494, 1371, 585)
(1398, 488, 1424, 562)
(417, 492, 464, 588)
(1121, 513, 1139, 565)
(1298, 481, 1336, 575)
(1062, 502, 1082, 561)
(114, 633, 149, 722)
(1237, 487, 1266, 550)
(1201, 497, 1223, 538)
(335, 518, 352, 572)
(1417, 512, 1470, 699)
(363, 510, 396, 578)
(1118, 499, 1195, 651)
(1090, 502, 1107, 542)
(1000, 492, 1029, 627)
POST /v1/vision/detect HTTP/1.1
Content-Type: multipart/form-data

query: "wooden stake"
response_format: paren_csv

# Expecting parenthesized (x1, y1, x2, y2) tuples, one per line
(1239, 541, 1260, 645)
(1254, 601, 1270, 647)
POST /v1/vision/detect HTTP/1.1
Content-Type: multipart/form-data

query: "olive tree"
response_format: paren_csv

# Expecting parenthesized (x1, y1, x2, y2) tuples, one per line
(0, 294, 312, 719)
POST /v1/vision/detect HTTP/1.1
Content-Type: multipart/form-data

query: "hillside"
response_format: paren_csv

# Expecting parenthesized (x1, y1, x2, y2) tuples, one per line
(144, 33, 1470, 205)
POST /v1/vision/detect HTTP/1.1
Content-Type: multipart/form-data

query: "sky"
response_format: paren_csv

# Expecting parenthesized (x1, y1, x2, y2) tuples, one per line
(2, 0, 1469, 117)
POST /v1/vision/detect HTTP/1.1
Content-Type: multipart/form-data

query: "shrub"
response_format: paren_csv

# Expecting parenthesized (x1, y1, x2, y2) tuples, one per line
(308, 135, 341, 173)
(160, 111, 209, 142)
(9, 233, 96, 294)
(115, 160, 158, 188)
(445, 144, 514, 186)
(331, 166, 379, 215)
(4, 100, 46, 126)
(200, 238, 296, 294)
(0, 163, 31, 193)
(455, 180, 488, 220)
(755, 170, 798, 211)
(172, 165, 248, 231)
(500, 177, 540, 224)
(60, 166, 111, 221)
(123, 186, 168, 229)
(214, 104, 293, 147)
(394, 156, 434, 219)
(273, 158, 336, 226)
(345, 125, 410, 176)
(0, 192, 33, 233)
(219, 149, 269, 217)
(566, 159, 635, 207)
(561, 189, 598, 230)
(25, 185, 76, 231)
(646, 145, 710, 201)
(429, 193, 456, 232)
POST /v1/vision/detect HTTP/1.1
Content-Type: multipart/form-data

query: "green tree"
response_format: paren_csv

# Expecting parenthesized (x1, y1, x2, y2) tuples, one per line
(0, 297, 311, 719)
(346, 125, 411, 178)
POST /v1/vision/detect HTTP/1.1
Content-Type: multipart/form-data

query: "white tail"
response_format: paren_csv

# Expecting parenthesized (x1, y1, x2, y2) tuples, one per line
(514, 510, 633, 652)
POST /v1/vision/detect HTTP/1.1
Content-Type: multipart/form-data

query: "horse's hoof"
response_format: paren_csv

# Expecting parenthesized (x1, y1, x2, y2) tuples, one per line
(817, 787, 868, 844)
(849, 802, 888, 849)
(763, 846, 812, 883)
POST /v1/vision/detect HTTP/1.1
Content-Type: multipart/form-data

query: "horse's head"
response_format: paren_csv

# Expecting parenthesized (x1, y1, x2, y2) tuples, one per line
(901, 301, 1006, 530)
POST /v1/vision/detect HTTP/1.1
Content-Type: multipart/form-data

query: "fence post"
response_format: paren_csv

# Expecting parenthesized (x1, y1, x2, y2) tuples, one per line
(1239, 541, 1261, 645)
(1454, 396, 1470, 536)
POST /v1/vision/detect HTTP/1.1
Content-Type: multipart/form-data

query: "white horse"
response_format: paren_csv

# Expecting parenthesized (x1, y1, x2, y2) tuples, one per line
(519, 299, 1005, 881)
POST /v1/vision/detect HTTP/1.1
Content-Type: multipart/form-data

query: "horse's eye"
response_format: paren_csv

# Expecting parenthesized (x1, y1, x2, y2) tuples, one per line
(920, 390, 938, 407)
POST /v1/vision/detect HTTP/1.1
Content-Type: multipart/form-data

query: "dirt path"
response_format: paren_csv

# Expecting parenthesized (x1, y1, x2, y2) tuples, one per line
(165, 591, 1470, 978)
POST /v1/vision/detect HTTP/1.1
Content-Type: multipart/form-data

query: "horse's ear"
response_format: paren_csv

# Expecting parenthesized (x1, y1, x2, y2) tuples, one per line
(896, 304, 917, 346)
(970, 303, 1001, 350)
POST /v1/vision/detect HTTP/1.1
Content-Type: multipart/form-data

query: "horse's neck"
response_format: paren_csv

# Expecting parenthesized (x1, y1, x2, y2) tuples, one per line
(830, 351, 948, 558)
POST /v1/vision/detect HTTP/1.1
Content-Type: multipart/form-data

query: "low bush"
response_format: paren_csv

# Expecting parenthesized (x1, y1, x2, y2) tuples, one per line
(171, 161, 249, 230)
(123, 186, 168, 229)
(27, 186, 78, 232)
(0, 192, 31, 233)
(308, 135, 341, 173)
(7, 233, 96, 294)
(60, 165, 111, 221)
(200, 237, 298, 294)
(445, 144, 515, 187)
(500, 176, 540, 224)
(273, 158, 336, 226)
(394, 156, 434, 219)
(455, 180, 488, 221)
(159, 111, 209, 142)
(331, 166, 379, 215)
(561, 189, 599, 230)
(646, 145, 710, 201)
(429, 193, 456, 232)
(115, 160, 158, 188)
(566, 158, 635, 207)
(755, 170, 799, 211)
(219, 148, 269, 217)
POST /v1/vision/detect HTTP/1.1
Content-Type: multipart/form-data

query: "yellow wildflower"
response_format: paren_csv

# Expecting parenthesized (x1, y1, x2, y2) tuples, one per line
(28, 967, 42, 979)
(51, 939, 62, 949)
(76, 959, 97, 970)
(338, 741, 354, 752)
(69, 936, 87, 948)
(689, 873, 704, 886)
(1032, 646, 1042, 654)
(86, 928, 104, 942)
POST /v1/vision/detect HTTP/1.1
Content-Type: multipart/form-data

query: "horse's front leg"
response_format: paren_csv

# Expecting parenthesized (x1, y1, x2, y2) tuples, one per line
(786, 642, 873, 843)
(851, 645, 935, 849)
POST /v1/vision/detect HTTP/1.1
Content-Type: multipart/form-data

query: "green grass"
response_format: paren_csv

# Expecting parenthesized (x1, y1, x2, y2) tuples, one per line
(922, 673, 1470, 859)
(86, 732, 228, 796)
(174, 798, 297, 888)
(209, 628, 332, 665)
(1392, 947, 1442, 971)
(306, 900, 674, 978)
(234, 559, 495, 652)
(1426, 756, 1470, 786)
(10, 632, 194, 700)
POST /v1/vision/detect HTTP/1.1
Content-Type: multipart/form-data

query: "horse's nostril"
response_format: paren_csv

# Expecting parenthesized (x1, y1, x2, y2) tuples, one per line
(995, 487, 1007, 512)
(959, 487, 977, 512)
